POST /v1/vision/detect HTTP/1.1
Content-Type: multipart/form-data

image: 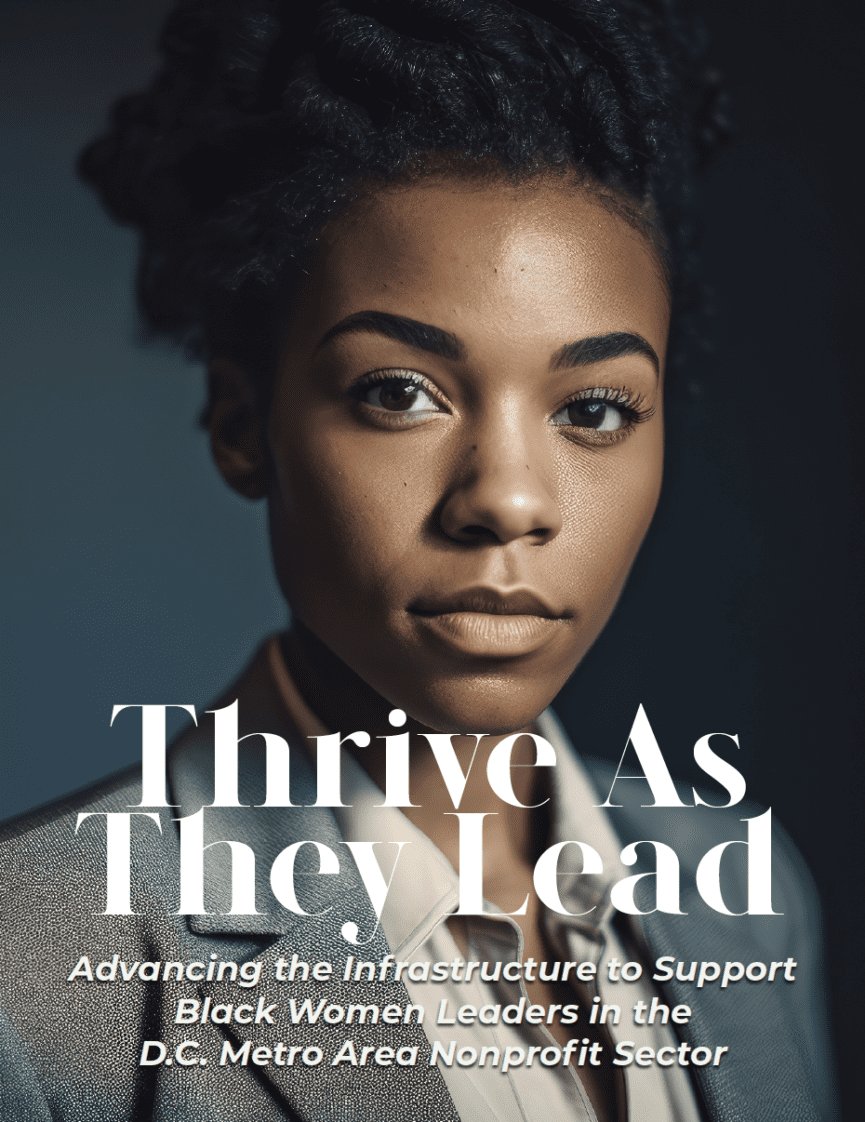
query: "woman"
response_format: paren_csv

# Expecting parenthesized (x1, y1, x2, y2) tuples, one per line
(0, 2, 832, 1120)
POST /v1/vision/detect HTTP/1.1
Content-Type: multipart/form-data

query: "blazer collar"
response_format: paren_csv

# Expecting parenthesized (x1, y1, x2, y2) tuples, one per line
(167, 641, 460, 1121)
(168, 639, 372, 939)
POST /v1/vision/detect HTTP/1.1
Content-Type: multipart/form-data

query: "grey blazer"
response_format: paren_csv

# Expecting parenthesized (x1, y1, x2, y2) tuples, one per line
(0, 645, 835, 1121)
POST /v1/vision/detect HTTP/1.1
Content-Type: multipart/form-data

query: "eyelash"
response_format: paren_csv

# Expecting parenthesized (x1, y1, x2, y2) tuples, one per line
(350, 369, 448, 423)
(554, 386, 656, 443)
(350, 370, 655, 439)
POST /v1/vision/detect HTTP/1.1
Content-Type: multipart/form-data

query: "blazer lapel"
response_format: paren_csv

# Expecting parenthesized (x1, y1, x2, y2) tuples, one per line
(168, 653, 460, 1122)
(637, 888, 821, 1122)
(199, 925, 458, 1122)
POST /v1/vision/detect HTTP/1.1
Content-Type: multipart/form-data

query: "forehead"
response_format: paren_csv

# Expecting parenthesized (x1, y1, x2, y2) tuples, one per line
(294, 174, 670, 362)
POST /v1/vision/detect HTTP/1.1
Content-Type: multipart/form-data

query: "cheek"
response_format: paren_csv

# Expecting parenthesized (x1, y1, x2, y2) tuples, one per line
(267, 419, 439, 609)
(555, 430, 663, 615)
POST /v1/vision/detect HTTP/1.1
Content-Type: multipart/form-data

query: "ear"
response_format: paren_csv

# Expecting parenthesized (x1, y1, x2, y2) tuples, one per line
(207, 359, 269, 500)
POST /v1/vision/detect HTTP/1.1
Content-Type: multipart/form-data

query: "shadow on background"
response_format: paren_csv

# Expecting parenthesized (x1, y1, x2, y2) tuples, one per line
(1, 1, 861, 1116)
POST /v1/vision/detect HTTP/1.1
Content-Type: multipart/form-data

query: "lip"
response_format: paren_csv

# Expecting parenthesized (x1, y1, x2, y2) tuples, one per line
(411, 586, 565, 618)
(408, 586, 572, 659)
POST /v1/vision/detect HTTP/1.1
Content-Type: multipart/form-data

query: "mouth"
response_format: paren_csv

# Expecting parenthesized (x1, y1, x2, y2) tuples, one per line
(408, 587, 572, 659)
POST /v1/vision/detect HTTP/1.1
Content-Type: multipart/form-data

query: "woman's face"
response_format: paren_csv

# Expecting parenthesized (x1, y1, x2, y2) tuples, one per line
(266, 174, 668, 733)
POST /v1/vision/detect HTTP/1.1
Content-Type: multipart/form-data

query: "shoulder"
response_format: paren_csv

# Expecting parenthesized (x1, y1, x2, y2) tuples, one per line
(583, 756, 817, 897)
(582, 756, 824, 945)
(0, 762, 184, 966)
(0, 763, 142, 847)
(0, 770, 190, 1116)
(583, 759, 836, 1114)
(0, 764, 147, 899)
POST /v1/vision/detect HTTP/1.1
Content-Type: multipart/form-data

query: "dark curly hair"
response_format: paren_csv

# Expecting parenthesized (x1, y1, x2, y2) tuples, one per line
(80, 0, 726, 397)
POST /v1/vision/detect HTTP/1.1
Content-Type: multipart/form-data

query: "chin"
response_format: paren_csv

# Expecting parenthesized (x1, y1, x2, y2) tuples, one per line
(393, 669, 566, 735)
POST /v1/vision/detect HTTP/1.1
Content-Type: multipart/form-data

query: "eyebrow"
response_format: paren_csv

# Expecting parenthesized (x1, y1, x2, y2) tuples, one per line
(551, 332, 660, 376)
(318, 311, 659, 376)
(317, 311, 465, 362)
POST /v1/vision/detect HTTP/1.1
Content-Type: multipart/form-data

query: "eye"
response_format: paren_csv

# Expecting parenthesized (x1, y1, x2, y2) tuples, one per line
(550, 398, 626, 432)
(353, 372, 446, 420)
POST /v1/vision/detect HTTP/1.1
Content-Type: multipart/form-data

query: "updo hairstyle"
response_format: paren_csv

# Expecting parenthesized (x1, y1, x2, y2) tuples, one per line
(80, 0, 726, 398)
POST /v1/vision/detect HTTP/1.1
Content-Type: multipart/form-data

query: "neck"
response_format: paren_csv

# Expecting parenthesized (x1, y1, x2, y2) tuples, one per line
(280, 621, 549, 871)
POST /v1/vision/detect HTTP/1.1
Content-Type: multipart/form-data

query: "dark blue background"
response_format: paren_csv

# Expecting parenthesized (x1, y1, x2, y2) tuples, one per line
(2, 2, 861, 1115)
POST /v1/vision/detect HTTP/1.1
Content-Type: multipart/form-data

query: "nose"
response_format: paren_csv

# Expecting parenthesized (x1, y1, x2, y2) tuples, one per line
(439, 430, 563, 546)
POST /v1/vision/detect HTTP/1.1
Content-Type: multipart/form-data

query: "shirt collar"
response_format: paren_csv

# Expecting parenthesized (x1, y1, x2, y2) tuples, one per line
(268, 636, 625, 955)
